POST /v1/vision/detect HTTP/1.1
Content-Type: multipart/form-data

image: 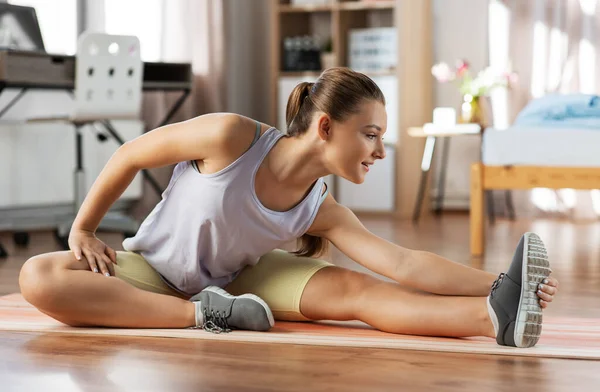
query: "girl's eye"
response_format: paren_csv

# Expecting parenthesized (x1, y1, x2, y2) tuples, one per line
(366, 134, 377, 140)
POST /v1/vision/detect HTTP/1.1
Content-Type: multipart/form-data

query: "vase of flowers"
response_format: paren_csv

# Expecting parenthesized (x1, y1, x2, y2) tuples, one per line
(431, 60, 517, 128)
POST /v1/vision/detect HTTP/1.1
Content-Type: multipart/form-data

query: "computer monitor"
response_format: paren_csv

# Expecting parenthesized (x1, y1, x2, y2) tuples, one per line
(0, 3, 45, 52)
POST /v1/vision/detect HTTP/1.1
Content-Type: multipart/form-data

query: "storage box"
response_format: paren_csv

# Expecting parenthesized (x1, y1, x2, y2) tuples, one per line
(349, 28, 397, 72)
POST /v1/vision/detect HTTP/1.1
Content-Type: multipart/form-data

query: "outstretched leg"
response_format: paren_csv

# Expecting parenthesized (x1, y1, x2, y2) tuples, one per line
(300, 266, 495, 338)
(300, 233, 553, 348)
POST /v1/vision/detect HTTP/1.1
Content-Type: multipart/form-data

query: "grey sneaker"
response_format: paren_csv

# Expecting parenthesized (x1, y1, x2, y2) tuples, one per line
(487, 232, 551, 348)
(190, 286, 274, 333)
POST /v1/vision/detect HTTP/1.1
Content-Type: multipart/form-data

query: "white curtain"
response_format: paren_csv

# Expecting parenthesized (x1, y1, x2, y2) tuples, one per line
(100, 0, 228, 122)
(97, 0, 229, 219)
(489, 0, 600, 220)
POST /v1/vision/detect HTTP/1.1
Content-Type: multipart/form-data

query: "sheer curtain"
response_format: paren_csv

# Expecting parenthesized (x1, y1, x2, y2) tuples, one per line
(101, 0, 228, 125)
(489, 0, 600, 220)
(98, 0, 229, 218)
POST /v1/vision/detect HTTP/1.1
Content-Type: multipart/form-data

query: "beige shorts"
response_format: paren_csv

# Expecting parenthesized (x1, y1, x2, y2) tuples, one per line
(114, 249, 333, 321)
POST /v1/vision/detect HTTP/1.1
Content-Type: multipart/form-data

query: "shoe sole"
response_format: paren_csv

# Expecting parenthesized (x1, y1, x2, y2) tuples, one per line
(515, 232, 551, 348)
(203, 286, 275, 328)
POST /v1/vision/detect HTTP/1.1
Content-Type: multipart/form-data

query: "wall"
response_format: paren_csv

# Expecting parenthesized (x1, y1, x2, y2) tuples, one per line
(219, 0, 493, 214)
(431, 0, 489, 210)
(225, 0, 272, 123)
(226, 0, 490, 211)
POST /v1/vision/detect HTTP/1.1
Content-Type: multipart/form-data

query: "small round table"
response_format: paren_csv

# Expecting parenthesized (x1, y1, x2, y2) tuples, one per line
(408, 124, 481, 223)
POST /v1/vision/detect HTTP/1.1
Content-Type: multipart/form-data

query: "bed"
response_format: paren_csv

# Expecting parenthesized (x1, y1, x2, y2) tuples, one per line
(470, 127, 600, 256)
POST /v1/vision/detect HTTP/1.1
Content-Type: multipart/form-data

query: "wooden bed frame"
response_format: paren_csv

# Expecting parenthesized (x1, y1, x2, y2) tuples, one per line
(470, 163, 600, 256)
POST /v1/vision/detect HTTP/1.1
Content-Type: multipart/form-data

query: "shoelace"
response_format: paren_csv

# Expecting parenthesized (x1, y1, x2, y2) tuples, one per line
(202, 309, 232, 334)
(490, 272, 505, 298)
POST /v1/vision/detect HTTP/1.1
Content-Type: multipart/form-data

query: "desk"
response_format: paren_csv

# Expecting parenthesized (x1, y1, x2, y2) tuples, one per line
(409, 124, 481, 222)
(0, 50, 193, 257)
(0, 49, 193, 128)
(0, 49, 193, 196)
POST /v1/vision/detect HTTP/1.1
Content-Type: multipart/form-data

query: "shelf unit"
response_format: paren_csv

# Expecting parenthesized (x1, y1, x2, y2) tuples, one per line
(270, 0, 432, 217)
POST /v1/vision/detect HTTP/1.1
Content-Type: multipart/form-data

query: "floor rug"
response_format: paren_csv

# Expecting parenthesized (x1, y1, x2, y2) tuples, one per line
(1, 294, 598, 360)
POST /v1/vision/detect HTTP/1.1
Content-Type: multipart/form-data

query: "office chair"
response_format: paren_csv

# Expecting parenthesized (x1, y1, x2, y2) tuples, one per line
(30, 32, 143, 249)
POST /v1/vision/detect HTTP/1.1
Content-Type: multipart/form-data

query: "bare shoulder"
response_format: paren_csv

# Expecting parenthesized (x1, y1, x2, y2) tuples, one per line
(183, 112, 247, 144)
(122, 112, 273, 171)
(184, 113, 273, 173)
(213, 113, 269, 149)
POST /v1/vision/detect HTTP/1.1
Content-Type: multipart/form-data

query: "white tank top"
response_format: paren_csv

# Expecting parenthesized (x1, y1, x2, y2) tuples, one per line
(122, 124, 328, 296)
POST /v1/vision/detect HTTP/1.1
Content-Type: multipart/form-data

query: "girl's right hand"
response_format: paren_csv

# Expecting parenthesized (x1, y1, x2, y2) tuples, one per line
(68, 229, 118, 276)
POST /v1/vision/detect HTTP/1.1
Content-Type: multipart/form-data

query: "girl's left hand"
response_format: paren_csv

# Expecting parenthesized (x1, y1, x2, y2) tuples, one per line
(537, 275, 559, 309)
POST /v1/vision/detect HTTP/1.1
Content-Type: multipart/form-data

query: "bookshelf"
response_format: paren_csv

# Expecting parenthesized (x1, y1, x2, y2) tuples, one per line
(270, 0, 432, 217)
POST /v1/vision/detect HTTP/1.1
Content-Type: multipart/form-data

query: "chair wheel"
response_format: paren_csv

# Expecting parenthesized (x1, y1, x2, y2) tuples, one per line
(53, 230, 70, 250)
(13, 232, 30, 247)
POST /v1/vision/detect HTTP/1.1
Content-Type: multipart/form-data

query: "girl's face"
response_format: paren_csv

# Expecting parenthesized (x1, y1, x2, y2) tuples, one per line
(318, 100, 388, 184)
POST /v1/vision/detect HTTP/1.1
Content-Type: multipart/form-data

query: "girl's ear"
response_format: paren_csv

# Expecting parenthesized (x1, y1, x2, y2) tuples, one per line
(317, 114, 331, 141)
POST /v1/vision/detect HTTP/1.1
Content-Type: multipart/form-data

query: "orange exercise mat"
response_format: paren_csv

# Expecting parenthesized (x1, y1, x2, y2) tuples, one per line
(1, 294, 598, 360)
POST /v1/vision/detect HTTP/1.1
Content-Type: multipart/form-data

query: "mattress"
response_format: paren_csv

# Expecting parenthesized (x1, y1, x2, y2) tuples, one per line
(482, 127, 600, 167)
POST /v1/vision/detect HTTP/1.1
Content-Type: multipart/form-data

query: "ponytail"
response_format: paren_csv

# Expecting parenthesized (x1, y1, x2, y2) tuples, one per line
(285, 68, 385, 138)
(285, 82, 314, 136)
(293, 233, 328, 258)
(286, 81, 328, 258)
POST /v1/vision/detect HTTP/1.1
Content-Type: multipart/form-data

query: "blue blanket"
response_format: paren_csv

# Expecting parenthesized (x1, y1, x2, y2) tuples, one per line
(514, 94, 600, 128)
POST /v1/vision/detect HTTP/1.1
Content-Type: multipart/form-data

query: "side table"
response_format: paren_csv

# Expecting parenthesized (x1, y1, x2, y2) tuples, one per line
(409, 124, 481, 223)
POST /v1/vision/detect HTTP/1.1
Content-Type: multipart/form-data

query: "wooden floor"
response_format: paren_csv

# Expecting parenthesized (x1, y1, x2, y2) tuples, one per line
(1, 214, 599, 391)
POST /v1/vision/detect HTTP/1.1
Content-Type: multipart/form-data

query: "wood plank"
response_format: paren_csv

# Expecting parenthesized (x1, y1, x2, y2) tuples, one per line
(280, 71, 322, 78)
(338, 0, 396, 11)
(279, 1, 395, 13)
(4, 213, 600, 389)
(3, 216, 600, 390)
(270, 0, 280, 125)
(2, 331, 599, 391)
(336, 6, 368, 66)
(482, 165, 600, 190)
(279, 4, 334, 13)
(470, 163, 485, 257)
(396, 0, 433, 218)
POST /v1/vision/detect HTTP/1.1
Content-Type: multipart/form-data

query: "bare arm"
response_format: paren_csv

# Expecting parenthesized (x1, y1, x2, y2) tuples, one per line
(309, 196, 496, 296)
(68, 113, 256, 275)
(72, 113, 243, 233)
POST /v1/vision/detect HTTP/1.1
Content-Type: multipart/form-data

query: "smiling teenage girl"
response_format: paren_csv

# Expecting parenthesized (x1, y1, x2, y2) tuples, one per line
(19, 67, 557, 347)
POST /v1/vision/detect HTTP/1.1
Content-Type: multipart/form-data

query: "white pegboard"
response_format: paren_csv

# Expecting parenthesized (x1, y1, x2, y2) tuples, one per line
(74, 32, 143, 121)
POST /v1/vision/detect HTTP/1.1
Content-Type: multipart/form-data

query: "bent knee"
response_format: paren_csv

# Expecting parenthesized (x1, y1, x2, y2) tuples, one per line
(19, 253, 69, 308)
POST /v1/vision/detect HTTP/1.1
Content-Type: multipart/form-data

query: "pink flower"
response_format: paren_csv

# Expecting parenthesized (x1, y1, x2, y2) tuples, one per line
(431, 62, 455, 83)
(505, 72, 518, 85)
(455, 59, 469, 77)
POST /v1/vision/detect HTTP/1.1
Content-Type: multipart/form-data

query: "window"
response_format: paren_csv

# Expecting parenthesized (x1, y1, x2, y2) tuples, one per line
(104, 0, 164, 62)
(8, 0, 77, 54)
